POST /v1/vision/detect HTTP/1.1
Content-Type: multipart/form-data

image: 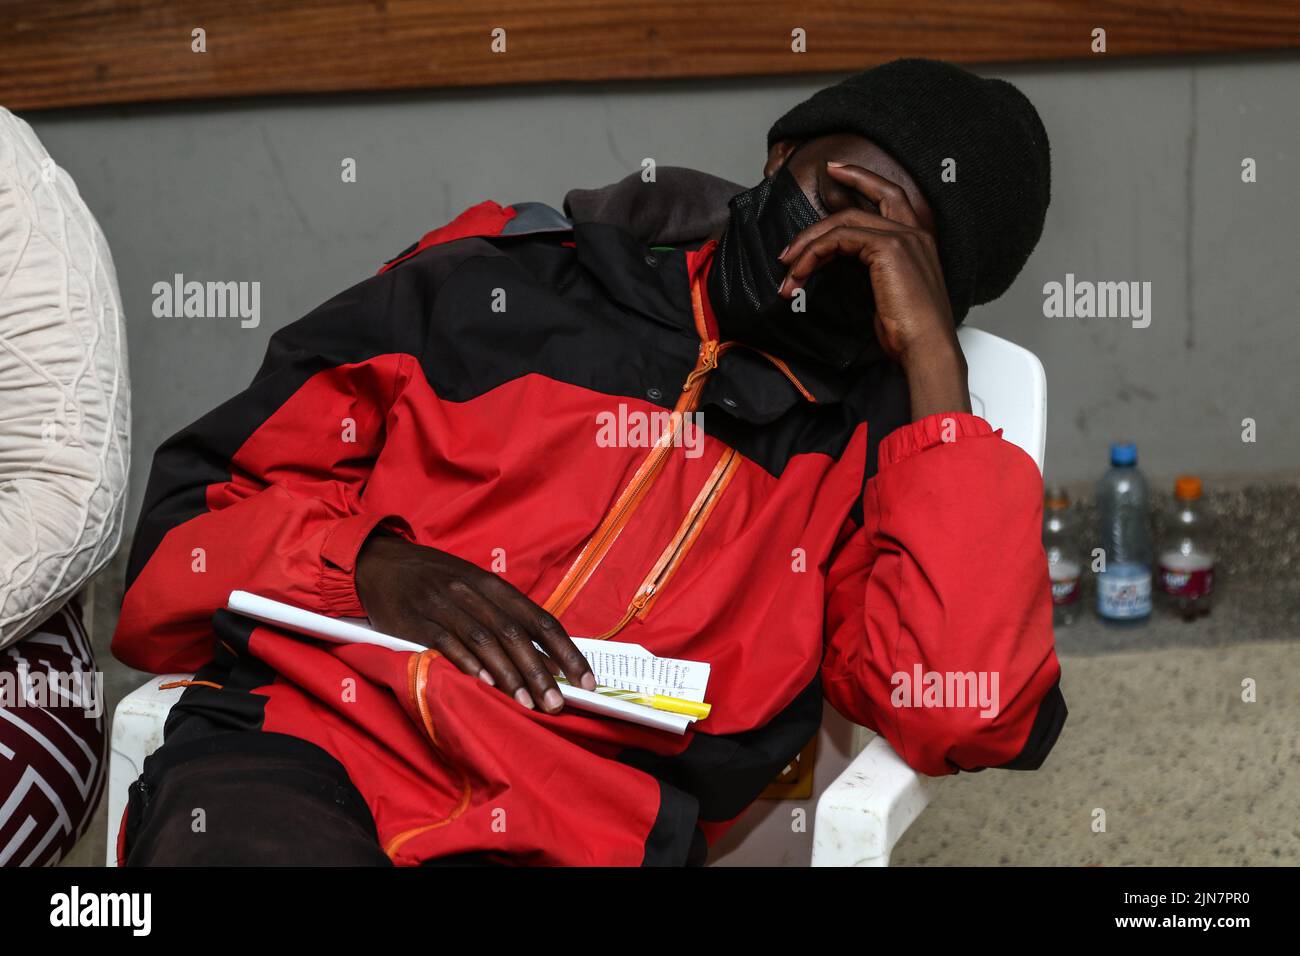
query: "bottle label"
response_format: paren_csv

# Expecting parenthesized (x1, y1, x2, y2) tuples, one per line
(1158, 565, 1214, 600)
(1098, 566, 1152, 618)
(1050, 576, 1081, 606)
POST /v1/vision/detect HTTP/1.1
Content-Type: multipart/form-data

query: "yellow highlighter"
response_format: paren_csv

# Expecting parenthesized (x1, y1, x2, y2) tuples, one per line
(556, 676, 711, 721)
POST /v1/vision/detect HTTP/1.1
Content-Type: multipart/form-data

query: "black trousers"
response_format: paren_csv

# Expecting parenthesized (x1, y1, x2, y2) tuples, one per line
(124, 730, 499, 866)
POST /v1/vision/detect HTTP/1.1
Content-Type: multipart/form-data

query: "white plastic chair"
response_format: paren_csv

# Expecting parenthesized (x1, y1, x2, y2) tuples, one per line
(106, 325, 1046, 867)
(810, 325, 1047, 866)
(105, 674, 189, 865)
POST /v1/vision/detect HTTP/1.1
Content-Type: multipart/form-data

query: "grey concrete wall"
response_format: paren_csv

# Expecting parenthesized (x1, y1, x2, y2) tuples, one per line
(22, 53, 1300, 523)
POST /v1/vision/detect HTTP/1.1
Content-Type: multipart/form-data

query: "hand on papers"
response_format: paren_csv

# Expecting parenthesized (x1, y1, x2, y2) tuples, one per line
(355, 535, 596, 712)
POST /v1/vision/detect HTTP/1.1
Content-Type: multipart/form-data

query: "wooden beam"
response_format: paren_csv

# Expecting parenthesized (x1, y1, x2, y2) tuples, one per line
(4, 1, 1298, 112)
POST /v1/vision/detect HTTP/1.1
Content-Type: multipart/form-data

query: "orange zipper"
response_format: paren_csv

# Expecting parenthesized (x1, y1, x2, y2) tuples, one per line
(593, 446, 739, 639)
(542, 267, 815, 629)
(748, 346, 818, 403)
(542, 337, 728, 619)
(387, 648, 473, 860)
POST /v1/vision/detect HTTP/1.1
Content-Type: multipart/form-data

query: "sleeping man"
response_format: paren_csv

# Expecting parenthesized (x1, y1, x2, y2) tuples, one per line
(114, 58, 1066, 866)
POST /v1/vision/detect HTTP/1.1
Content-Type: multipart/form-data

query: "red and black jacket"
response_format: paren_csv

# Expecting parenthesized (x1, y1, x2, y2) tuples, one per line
(114, 167, 1066, 865)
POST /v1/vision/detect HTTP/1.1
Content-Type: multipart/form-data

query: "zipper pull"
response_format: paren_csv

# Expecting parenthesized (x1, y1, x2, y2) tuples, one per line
(683, 340, 720, 392)
(632, 583, 657, 610)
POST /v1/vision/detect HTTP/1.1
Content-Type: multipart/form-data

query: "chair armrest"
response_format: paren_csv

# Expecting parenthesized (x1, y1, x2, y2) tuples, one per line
(812, 732, 943, 866)
(105, 674, 192, 866)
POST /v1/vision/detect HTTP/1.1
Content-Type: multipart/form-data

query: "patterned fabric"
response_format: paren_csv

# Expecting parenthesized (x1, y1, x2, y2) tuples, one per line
(0, 598, 105, 866)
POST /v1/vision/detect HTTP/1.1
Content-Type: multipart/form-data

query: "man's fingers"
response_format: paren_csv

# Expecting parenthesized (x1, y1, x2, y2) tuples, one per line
(781, 226, 899, 291)
(493, 621, 568, 713)
(425, 588, 533, 705)
(410, 616, 490, 684)
(532, 622, 596, 690)
(490, 585, 595, 690)
(476, 575, 595, 691)
(778, 207, 909, 272)
(824, 161, 922, 228)
(444, 581, 568, 713)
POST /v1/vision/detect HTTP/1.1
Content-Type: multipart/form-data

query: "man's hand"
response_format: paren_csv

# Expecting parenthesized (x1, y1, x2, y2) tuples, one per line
(355, 534, 595, 713)
(777, 161, 971, 421)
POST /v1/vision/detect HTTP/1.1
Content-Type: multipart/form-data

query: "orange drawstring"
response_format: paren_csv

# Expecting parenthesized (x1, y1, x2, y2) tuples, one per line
(158, 679, 224, 691)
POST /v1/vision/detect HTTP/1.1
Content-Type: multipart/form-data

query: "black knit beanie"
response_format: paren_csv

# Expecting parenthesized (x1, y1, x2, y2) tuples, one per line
(767, 58, 1051, 322)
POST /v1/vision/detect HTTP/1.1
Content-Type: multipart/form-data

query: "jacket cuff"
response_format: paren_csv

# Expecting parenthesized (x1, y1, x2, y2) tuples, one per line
(878, 411, 995, 470)
(997, 680, 1069, 771)
(319, 513, 393, 616)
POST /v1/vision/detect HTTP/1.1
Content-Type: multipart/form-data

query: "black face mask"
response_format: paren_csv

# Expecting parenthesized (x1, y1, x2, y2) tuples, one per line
(707, 163, 882, 371)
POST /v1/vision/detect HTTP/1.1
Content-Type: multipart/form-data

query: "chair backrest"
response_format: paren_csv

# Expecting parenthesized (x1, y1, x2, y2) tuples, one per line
(956, 325, 1047, 474)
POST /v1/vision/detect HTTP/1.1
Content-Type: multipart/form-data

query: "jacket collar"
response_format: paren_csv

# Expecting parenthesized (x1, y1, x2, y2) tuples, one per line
(562, 167, 863, 420)
(563, 166, 743, 246)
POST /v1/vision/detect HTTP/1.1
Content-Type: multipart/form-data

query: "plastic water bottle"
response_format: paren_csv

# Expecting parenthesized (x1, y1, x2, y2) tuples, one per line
(1157, 476, 1216, 620)
(1096, 442, 1152, 625)
(1043, 487, 1083, 626)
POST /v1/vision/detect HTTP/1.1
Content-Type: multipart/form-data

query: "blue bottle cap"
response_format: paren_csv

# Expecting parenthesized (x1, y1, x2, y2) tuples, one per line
(1110, 442, 1137, 466)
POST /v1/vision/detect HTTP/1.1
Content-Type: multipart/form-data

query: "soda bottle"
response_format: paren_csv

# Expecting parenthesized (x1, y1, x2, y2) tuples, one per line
(1157, 476, 1216, 619)
(1096, 442, 1153, 625)
(1043, 487, 1082, 626)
